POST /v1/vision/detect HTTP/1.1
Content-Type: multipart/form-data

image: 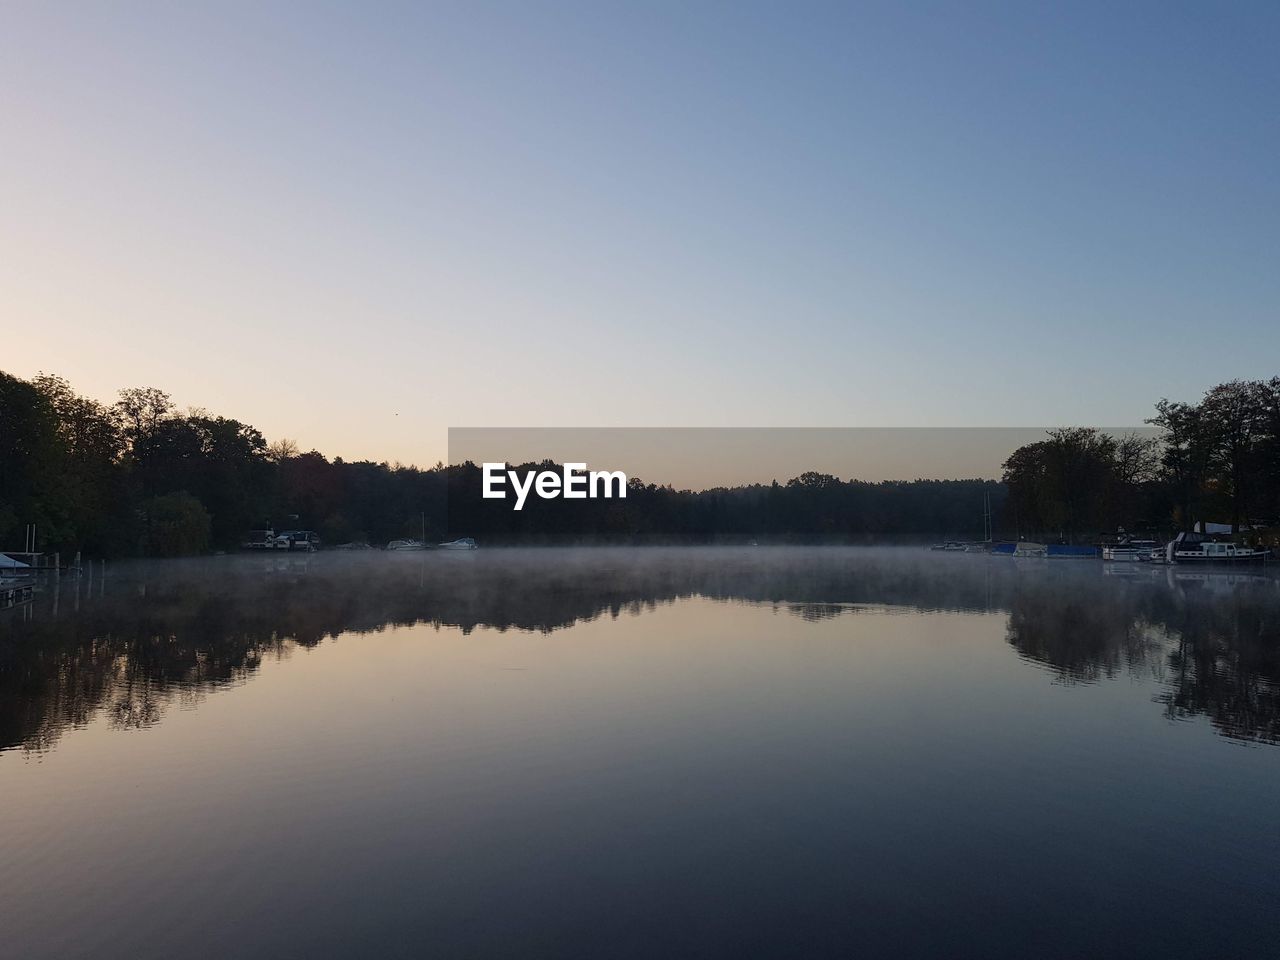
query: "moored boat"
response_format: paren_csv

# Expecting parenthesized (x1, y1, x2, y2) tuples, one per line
(272, 530, 320, 552)
(1162, 532, 1271, 565)
(1102, 538, 1159, 562)
(387, 539, 427, 551)
(438, 537, 478, 550)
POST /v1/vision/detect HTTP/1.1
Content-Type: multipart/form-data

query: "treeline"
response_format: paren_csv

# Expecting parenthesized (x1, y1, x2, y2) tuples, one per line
(449, 464, 1004, 543)
(2, 370, 1002, 555)
(4, 370, 1278, 555)
(1, 371, 446, 556)
(1001, 378, 1280, 541)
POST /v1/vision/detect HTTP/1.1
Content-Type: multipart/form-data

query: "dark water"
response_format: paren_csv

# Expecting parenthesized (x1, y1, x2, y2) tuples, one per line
(2, 548, 1279, 959)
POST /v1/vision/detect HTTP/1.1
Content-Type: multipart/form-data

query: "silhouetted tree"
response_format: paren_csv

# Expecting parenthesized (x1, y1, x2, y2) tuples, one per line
(1149, 399, 1216, 532)
(1201, 380, 1270, 532)
(6, 369, 1280, 554)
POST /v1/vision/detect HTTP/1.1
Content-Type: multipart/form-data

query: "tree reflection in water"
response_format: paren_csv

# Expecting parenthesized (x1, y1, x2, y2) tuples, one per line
(2, 549, 1278, 753)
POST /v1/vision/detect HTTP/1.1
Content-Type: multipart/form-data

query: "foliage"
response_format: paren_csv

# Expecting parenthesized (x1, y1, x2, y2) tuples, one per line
(3, 369, 1279, 554)
(1000, 378, 1280, 540)
(139, 492, 212, 556)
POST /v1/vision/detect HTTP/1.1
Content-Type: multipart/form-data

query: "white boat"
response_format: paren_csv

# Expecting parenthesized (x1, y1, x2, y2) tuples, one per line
(1162, 532, 1270, 565)
(387, 539, 427, 551)
(240, 529, 276, 550)
(272, 530, 320, 552)
(438, 537, 478, 550)
(1102, 538, 1158, 562)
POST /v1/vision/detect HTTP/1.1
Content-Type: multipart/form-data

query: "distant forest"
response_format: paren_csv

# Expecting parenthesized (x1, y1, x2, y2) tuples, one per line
(2, 370, 1278, 556)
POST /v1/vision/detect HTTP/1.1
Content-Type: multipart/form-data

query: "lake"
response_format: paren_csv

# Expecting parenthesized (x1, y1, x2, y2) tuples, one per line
(2, 548, 1279, 958)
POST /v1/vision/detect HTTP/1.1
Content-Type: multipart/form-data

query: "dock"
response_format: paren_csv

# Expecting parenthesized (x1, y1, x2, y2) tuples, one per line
(1, 580, 35, 609)
(1, 546, 45, 610)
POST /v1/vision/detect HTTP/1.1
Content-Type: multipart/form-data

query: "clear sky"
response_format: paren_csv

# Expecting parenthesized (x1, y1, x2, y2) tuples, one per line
(3, 2, 1277, 467)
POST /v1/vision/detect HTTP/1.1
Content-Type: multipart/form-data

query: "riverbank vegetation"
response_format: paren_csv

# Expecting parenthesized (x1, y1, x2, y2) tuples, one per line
(1001, 379, 1280, 542)
(2, 370, 1278, 554)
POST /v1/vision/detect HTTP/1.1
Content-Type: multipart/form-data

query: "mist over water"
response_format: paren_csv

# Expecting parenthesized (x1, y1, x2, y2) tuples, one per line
(3, 548, 1279, 958)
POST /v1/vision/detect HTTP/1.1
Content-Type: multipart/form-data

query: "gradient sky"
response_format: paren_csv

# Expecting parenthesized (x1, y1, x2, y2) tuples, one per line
(450, 427, 1163, 487)
(3, 2, 1277, 467)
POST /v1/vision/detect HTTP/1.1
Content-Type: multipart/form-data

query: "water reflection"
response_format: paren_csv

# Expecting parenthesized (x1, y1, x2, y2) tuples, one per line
(2, 548, 1279, 754)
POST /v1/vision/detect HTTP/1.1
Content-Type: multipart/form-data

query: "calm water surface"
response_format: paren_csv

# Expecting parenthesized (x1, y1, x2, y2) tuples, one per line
(2, 548, 1279, 958)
